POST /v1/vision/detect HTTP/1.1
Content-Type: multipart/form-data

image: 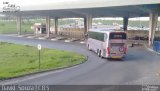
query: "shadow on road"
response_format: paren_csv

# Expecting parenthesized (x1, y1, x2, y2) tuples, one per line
(107, 58, 124, 61)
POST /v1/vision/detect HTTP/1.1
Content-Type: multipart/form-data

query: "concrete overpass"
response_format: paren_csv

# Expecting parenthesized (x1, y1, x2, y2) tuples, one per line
(1, 0, 160, 46)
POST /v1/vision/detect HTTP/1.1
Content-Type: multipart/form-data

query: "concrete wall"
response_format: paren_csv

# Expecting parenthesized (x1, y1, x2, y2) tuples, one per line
(127, 30, 160, 38)
(58, 28, 85, 39)
(58, 28, 160, 39)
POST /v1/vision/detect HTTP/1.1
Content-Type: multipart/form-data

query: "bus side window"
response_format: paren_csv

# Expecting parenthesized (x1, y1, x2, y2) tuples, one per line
(104, 34, 108, 41)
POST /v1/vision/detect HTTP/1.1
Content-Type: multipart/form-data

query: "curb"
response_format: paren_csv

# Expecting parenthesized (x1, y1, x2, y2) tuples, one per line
(144, 44, 160, 55)
(0, 56, 88, 82)
(15, 35, 86, 44)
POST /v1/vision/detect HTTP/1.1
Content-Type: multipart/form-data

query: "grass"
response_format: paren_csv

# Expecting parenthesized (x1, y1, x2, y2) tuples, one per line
(0, 42, 86, 80)
(0, 21, 34, 34)
(0, 21, 17, 34)
(0, 19, 76, 34)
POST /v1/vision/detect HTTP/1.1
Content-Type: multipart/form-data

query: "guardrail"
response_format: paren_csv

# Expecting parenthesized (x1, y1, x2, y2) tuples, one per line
(153, 41, 160, 53)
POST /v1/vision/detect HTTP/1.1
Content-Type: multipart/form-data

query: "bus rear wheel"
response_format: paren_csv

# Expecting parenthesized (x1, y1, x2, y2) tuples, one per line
(98, 50, 101, 57)
(98, 50, 104, 59)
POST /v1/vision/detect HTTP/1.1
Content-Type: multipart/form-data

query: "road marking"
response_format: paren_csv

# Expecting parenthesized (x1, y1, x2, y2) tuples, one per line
(6, 34, 16, 37)
(65, 40, 71, 42)
(27, 36, 34, 38)
(80, 41, 86, 44)
(38, 37, 45, 40)
(18, 36, 23, 37)
(51, 38, 57, 41)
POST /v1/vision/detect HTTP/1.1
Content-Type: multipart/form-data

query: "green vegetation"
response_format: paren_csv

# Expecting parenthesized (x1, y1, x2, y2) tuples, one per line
(0, 19, 160, 34)
(0, 21, 17, 34)
(0, 19, 76, 34)
(93, 20, 160, 27)
(0, 42, 86, 79)
(0, 20, 33, 34)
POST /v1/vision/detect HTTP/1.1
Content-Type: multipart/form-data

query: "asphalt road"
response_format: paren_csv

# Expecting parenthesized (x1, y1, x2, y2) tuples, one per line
(0, 35, 160, 85)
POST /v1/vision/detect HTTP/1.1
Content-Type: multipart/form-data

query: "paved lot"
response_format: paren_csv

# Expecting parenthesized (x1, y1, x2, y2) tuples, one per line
(0, 35, 160, 85)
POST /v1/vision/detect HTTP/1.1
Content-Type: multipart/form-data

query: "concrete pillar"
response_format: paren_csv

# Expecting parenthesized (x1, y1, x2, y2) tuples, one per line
(16, 16, 21, 35)
(84, 15, 92, 34)
(123, 17, 128, 31)
(149, 12, 158, 46)
(84, 17, 87, 34)
(87, 15, 92, 31)
(46, 16, 50, 37)
(55, 17, 58, 35)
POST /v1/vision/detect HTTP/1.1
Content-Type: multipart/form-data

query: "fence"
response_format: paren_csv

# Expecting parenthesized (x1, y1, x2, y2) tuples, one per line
(153, 41, 160, 53)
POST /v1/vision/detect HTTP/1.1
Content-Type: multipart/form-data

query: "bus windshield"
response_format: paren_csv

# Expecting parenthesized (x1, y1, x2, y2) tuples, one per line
(109, 32, 127, 39)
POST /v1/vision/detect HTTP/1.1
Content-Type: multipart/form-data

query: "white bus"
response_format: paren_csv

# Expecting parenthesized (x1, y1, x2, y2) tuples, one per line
(87, 28, 127, 59)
